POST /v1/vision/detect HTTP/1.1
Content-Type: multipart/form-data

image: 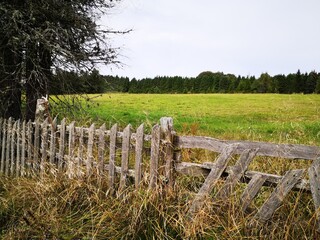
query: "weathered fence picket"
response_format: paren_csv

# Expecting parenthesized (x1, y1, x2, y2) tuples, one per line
(21, 120, 26, 176)
(149, 124, 161, 189)
(26, 120, 32, 174)
(1, 119, 6, 173)
(10, 120, 16, 175)
(77, 126, 84, 177)
(67, 121, 75, 178)
(5, 118, 12, 176)
(0, 114, 319, 229)
(187, 144, 238, 218)
(16, 120, 21, 177)
(34, 120, 40, 171)
(241, 174, 268, 212)
(40, 119, 48, 175)
(97, 124, 106, 183)
(49, 117, 57, 164)
(254, 169, 305, 223)
(109, 124, 117, 194)
(86, 123, 95, 176)
(119, 124, 131, 191)
(160, 117, 175, 189)
(135, 124, 144, 188)
(58, 118, 66, 170)
(215, 148, 259, 200)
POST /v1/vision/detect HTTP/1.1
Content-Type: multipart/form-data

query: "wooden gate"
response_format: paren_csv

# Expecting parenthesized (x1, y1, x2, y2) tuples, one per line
(175, 134, 320, 229)
(186, 145, 305, 224)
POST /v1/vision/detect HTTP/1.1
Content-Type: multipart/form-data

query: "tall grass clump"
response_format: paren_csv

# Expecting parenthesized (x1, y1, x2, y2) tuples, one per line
(0, 169, 318, 239)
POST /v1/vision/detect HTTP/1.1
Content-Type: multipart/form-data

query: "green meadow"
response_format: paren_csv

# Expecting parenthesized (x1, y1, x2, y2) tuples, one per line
(1, 94, 319, 239)
(81, 93, 320, 145)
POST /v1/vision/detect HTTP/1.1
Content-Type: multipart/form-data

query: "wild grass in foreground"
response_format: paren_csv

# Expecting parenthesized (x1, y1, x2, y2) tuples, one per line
(0, 171, 318, 239)
(52, 94, 320, 145)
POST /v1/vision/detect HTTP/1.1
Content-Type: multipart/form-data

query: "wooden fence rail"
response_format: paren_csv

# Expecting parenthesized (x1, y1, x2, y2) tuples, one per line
(0, 116, 320, 228)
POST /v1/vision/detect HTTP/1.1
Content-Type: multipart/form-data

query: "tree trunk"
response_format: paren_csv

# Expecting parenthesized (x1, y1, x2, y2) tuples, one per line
(25, 44, 51, 121)
(0, 39, 22, 120)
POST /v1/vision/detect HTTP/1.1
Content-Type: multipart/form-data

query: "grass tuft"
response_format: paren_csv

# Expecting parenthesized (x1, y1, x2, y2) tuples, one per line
(0, 170, 318, 239)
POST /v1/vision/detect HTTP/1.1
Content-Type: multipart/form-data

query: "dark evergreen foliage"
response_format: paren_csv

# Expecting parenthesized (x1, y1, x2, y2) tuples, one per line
(51, 69, 320, 94)
(100, 70, 320, 94)
(0, 0, 124, 120)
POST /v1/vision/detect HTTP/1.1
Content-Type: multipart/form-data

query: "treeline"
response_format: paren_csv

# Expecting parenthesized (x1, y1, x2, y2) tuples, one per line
(111, 70, 320, 94)
(49, 69, 107, 94)
(49, 69, 320, 94)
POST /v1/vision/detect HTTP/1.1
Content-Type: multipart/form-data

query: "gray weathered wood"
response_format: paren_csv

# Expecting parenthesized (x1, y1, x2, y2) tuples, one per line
(308, 158, 320, 232)
(49, 117, 57, 164)
(215, 148, 259, 200)
(149, 124, 161, 189)
(5, 118, 12, 176)
(254, 169, 305, 223)
(176, 136, 320, 160)
(58, 118, 66, 170)
(21, 120, 26, 176)
(35, 97, 48, 123)
(71, 125, 151, 144)
(1, 119, 6, 174)
(86, 123, 95, 176)
(12, 120, 315, 161)
(40, 119, 49, 175)
(34, 120, 40, 171)
(187, 144, 238, 218)
(16, 120, 21, 177)
(26, 120, 33, 175)
(97, 124, 106, 181)
(241, 174, 268, 212)
(160, 117, 175, 188)
(176, 136, 227, 154)
(135, 124, 144, 188)
(119, 124, 131, 191)
(77, 126, 84, 176)
(175, 161, 309, 191)
(109, 124, 117, 193)
(67, 121, 76, 178)
(10, 121, 17, 175)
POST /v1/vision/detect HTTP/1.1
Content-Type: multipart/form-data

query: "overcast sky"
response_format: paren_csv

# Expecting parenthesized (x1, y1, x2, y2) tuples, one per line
(99, 0, 320, 79)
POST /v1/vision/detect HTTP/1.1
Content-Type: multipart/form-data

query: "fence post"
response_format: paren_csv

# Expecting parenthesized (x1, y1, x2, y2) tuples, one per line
(160, 117, 175, 189)
(135, 124, 144, 189)
(1, 119, 6, 174)
(119, 124, 131, 194)
(109, 124, 117, 195)
(35, 97, 48, 123)
(5, 118, 12, 176)
(149, 124, 160, 190)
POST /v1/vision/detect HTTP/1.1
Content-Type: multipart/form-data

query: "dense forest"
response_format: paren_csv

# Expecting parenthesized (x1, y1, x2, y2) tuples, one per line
(49, 69, 320, 94)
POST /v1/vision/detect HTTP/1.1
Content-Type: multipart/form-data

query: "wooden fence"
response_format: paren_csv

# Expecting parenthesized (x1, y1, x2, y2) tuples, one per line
(0, 116, 320, 228)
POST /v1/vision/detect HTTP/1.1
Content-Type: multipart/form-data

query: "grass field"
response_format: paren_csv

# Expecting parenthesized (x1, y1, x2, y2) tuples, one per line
(79, 93, 320, 145)
(1, 93, 320, 239)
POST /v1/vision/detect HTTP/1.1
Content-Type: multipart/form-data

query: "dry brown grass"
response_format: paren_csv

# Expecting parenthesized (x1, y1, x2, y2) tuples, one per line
(0, 166, 318, 239)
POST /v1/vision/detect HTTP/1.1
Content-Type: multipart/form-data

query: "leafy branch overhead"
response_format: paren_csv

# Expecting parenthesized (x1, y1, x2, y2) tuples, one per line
(0, 0, 128, 120)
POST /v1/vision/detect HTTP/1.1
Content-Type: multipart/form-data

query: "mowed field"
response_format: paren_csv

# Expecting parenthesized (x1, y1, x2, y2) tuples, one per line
(83, 93, 320, 145)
